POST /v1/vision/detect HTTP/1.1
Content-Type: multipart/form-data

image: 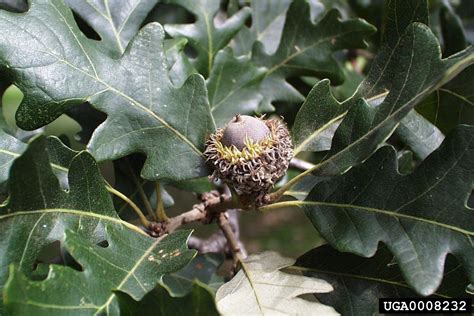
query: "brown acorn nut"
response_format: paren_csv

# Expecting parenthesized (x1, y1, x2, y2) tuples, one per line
(204, 115, 293, 206)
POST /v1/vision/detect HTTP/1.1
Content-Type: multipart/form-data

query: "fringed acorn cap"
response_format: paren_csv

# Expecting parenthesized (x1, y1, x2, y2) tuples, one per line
(204, 115, 293, 206)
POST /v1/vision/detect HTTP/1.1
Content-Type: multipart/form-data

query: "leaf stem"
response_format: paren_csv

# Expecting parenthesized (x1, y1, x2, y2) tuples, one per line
(289, 157, 315, 171)
(259, 200, 302, 212)
(267, 168, 313, 202)
(124, 159, 156, 220)
(106, 185, 150, 227)
(155, 182, 169, 222)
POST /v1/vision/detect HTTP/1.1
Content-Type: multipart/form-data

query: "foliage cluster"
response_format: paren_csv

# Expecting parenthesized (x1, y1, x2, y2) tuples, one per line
(0, 0, 472, 315)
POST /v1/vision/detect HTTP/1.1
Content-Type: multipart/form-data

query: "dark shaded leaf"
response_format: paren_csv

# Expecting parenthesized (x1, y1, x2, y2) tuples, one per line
(231, 0, 292, 56)
(117, 281, 219, 316)
(164, 0, 251, 76)
(416, 2, 473, 135)
(302, 126, 474, 295)
(252, 0, 376, 107)
(0, 129, 26, 184)
(164, 38, 197, 86)
(0, 0, 27, 12)
(0, 0, 215, 181)
(4, 228, 194, 315)
(292, 79, 349, 155)
(66, 102, 106, 144)
(440, 2, 468, 57)
(0, 134, 74, 187)
(169, 176, 214, 194)
(162, 253, 224, 296)
(112, 157, 174, 221)
(295, 245, 473, 315)
(207, 48, 265, 126)
(361, 0, 428, 97)
(417, 65, 474, 134)
(300, 4, 473, 178)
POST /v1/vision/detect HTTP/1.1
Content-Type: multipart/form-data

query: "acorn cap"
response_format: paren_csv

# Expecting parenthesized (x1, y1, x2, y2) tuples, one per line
(204, 115, 293, 206)
(221, 115, 270, 150)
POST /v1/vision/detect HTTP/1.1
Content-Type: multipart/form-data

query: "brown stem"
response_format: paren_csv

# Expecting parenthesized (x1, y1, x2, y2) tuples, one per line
(217, 212, 246, 266)
(188, 209, 247, 257)
(151, 190, 242, 237)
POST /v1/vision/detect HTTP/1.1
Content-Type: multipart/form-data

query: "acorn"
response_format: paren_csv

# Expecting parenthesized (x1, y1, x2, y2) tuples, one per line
(204, 115, 293, 206)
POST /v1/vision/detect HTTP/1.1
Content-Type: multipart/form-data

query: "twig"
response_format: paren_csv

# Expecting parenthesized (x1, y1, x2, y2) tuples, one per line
(217, 211, 246, 266)
(289, 158, 315, 171)
(188, 209, 247, 257)
(155, 182, 169, 221)
(149, 190, 242, 237)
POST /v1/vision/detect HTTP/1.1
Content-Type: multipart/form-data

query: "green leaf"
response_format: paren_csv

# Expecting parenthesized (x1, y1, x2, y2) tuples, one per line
(169, 176, 214, 194)
(362, 0, 428, 97)
(4, 227, 195, 315)
(231, 0, 292, 56)
(394, 110, 444, 160)
(215, 251, 338, 315)
(0, 129, 26, 184)
(207, 48, 265, 126)
(292, 79, 349, 155)
(416, 2, 473, 135)
(0, 0, 27, 13)
(0, 136, 140, 311)
(397, 149, 415, 174)
(162, 253, 224, 296)
(65, 0, 159, 57)
(164, 38, 197, 87)
(295, 245, 473, 315)
(163, 0, 251, 76)
(117, 281, 219, 316)
(0, 0, 215, 181)
(301, 125, 474, 295)
(112, 158, 174, 221)
(0, 133, 74, 188)
(66, 102, 106, 144)
(252, 0, 376, 107)
(417, 65, 474, 134)
(439, 2, 468, 57)
(297, 0, 467, 177)
(302, 23, 473, 178)
(232, 0, 326, 57)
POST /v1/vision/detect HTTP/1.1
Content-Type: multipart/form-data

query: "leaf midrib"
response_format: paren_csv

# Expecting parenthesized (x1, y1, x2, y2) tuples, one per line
(0, 208, 146, 236)
(265, 28, 369, 76)
(289, 266, 450, 298)
(294, 111, 346, 155)
(95, 235, 165, 315)
(265, 200, 473, 236)
(0, 148, 68, 173)
(40, 50, 203, 157)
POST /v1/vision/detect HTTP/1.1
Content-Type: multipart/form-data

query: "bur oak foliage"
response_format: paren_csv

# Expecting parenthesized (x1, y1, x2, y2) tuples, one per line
(0, 0, 472, 315)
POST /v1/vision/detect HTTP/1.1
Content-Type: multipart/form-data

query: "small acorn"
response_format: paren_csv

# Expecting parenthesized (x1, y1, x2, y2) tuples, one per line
(204, 115, 293, 205)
